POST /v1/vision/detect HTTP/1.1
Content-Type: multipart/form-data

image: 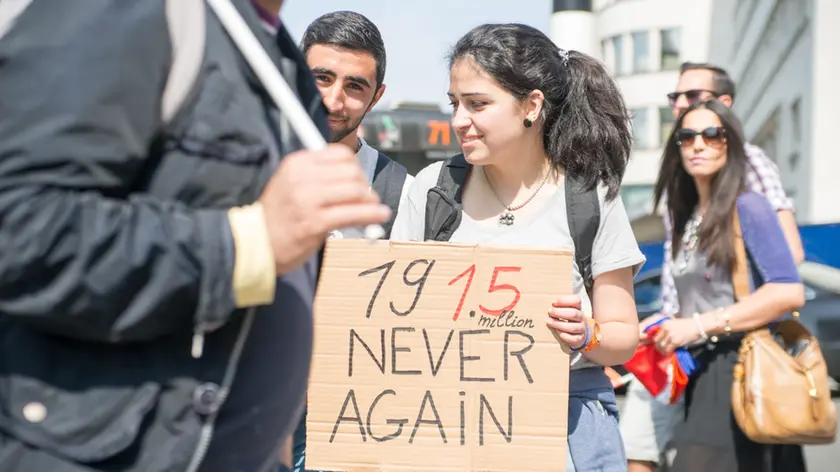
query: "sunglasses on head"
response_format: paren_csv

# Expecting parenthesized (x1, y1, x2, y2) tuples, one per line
(675, 127, 726, 147)
(667, 89, 719, 107)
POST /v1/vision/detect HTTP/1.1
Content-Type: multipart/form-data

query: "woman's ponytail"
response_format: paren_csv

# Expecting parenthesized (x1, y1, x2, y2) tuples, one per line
(545, 50, 632, 200)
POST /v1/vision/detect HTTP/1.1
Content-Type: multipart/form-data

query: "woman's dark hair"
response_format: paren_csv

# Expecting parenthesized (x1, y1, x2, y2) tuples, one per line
(653, 100, 747, 271)
(447, 23, 631, 200)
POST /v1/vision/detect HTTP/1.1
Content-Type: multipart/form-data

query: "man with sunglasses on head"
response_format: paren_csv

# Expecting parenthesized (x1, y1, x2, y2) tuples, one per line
(620, 62, 804, 472)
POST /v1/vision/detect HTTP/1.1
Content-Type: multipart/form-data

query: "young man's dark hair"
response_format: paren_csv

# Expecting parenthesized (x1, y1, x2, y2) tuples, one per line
(301, 11, 387, 89)
(680, 61, 736, 100)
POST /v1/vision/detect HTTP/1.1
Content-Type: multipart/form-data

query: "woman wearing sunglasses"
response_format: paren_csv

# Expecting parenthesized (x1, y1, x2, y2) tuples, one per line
(650, 100, 806, 472)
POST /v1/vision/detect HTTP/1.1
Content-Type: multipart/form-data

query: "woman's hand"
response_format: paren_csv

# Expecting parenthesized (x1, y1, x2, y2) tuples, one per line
(652, 318, 701, 355)
(546, 294, 588, 350)
(638, 313, 668, 343)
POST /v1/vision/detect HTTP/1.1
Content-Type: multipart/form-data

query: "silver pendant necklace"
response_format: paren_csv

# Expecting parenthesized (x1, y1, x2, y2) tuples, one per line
(675, 209, 703, 275)
(483, 167, 550, 226)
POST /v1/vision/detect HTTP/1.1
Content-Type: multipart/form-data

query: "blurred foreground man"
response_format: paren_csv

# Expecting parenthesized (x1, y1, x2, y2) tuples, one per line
(290, 11, 412, 472)
(0, 1, 389, 471)
(620, 62, 803, 472)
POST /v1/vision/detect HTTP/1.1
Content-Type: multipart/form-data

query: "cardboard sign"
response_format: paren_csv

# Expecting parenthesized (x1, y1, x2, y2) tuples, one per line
(307, 240, 572, 471)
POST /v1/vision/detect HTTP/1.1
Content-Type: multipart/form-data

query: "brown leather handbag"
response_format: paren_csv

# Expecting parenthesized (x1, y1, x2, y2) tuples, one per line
(730, 212, 837, 444)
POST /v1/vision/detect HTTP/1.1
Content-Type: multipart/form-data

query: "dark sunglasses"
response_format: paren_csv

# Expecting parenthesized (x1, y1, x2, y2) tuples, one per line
(675, 127, 726, 147)
(667, 89, 719, 107)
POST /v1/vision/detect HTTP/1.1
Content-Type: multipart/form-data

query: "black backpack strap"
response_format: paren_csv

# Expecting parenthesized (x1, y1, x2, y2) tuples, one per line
(565, 175, 600, 298)
(371, 151, 408, 239)
(425, 154, 471, 241)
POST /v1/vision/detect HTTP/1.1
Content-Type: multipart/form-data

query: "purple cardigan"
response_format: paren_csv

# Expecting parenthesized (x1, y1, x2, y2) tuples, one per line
(738, 191, 801, 286)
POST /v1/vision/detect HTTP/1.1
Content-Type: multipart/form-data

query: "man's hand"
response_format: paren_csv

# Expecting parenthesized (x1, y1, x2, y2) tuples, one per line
(259, 144, 391, 275)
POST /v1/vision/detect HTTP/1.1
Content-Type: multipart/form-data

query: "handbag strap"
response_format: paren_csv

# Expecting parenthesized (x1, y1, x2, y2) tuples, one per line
(732, 211, 751, 301)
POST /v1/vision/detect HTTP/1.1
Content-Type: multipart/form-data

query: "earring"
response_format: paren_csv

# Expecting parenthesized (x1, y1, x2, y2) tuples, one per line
(524, 118, 533, 128)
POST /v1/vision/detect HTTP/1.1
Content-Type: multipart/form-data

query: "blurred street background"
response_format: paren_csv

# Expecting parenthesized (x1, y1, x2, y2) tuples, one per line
(281, 0, 840, 469)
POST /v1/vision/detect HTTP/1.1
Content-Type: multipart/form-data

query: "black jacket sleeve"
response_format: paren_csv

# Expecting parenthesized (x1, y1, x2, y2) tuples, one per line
(0, 0, 237, 342)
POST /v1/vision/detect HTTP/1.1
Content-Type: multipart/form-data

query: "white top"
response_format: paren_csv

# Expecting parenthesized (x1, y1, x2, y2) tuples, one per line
(357, 138, 413, 201)
(330, 138, 413, 239)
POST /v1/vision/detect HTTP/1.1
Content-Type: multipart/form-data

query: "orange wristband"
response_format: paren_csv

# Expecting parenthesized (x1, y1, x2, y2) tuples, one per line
(581, 318, 602, 353)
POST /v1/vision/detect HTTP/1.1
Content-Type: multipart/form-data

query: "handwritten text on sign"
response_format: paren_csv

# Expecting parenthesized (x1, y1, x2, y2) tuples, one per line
(307, 240, 572, 472)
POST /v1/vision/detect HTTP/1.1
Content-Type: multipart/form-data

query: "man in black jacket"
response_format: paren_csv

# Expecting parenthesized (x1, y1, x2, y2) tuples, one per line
(0, 1, 389, 471)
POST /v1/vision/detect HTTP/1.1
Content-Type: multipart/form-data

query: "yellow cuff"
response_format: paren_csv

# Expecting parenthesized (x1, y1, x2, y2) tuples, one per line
(227, 202, 276, 307)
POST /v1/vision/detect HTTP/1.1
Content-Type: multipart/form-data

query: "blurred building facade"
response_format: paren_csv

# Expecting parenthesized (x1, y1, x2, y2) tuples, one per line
(708, 0, 840, 224)
(552, 0, 713, 224)
(553, 0, 840, 225)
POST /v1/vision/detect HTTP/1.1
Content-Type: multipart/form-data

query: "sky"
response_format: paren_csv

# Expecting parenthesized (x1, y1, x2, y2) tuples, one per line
(280, 0, 553, 111)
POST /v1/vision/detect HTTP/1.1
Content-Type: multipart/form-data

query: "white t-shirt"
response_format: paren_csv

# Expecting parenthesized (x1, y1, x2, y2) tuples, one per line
(390, 161, 646, 369)
(331, 138, 413, 239)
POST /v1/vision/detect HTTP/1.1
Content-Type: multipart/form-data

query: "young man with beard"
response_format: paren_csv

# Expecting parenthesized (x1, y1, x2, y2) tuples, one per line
(302, 10, 412, 241)
(288, 11, 412, 472)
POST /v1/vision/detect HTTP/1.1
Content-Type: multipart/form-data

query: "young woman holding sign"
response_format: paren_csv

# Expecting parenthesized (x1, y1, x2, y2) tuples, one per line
(390, 23, 645, 471)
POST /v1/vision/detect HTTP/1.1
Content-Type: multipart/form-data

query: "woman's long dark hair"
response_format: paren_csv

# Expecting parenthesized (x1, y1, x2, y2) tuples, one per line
(447, 24, 632, 200)
(653, 100, 747, 271)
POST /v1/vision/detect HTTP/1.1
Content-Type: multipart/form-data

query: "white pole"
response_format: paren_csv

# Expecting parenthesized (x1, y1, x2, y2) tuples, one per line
(550, 0, 596, 58)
